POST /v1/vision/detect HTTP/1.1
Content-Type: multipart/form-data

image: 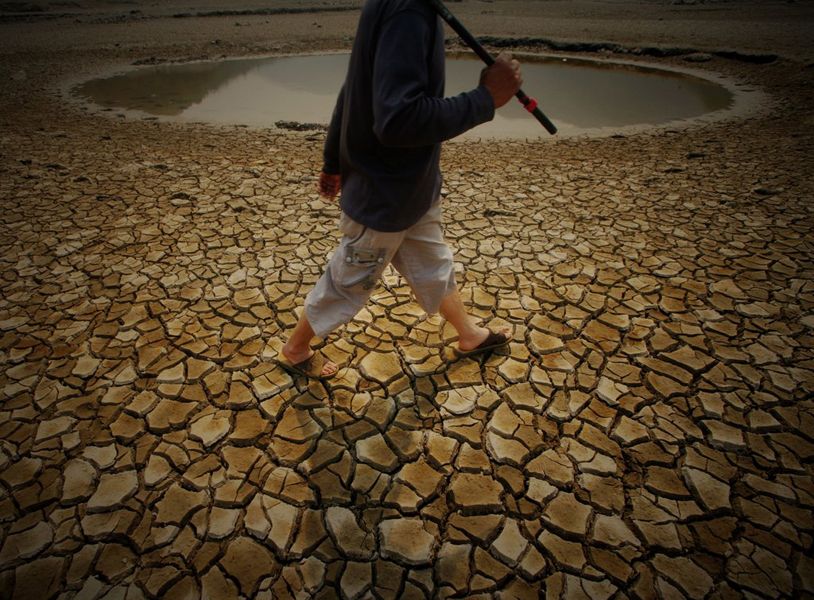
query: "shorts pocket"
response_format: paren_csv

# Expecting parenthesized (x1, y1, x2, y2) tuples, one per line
(340, 246, 387, 291)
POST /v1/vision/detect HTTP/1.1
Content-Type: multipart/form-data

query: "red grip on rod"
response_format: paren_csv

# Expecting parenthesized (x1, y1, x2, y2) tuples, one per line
(522, 97, 538, 113)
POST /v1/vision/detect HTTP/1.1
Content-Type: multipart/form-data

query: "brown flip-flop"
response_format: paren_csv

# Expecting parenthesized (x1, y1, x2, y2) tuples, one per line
(454, 330, 511, 358)
(278, 350, 336, 380)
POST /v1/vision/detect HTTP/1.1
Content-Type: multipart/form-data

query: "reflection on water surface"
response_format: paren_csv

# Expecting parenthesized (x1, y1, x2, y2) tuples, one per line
(75, 53, 735, 138)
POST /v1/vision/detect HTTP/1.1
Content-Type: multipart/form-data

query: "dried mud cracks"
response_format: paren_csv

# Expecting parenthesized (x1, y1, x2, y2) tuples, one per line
(0, 117, 813, 599)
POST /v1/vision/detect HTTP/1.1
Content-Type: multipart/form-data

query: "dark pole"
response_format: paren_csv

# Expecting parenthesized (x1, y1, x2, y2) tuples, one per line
(425, 0, 557, 135)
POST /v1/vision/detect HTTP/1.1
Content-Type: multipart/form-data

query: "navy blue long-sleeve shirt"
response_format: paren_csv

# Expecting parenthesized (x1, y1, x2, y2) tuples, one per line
(323, 0, 495, 232)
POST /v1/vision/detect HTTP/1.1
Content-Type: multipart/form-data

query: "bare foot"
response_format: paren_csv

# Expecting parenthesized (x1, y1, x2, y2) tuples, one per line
(457, 326, 511, 352)
(282, 343, 339, 378)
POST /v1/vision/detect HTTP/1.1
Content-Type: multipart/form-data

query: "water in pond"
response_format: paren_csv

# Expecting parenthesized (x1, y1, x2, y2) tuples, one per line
(75, 53, 736, 139)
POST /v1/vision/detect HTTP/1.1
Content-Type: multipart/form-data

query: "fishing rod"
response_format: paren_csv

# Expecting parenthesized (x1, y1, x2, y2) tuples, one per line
(425, 0, 557, 135)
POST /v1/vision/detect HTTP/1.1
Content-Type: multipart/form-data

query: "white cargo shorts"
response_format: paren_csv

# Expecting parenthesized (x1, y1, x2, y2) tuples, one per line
(304, 199, 456, 339)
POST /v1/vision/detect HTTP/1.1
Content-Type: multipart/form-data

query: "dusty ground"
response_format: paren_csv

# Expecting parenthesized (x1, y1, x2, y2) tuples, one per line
(0, 0, 813, 599)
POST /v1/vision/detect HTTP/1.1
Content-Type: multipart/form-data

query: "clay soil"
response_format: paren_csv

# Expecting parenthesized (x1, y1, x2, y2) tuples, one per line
(0, 1, 813, 599)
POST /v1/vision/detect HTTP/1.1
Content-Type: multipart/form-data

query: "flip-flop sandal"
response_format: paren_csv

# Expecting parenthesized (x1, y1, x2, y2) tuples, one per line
(278, 350, 336, 380)
(454, 330, 511, 358)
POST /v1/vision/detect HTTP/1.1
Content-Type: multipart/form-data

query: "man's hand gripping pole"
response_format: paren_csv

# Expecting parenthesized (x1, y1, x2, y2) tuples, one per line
(425, 0, 557, 135)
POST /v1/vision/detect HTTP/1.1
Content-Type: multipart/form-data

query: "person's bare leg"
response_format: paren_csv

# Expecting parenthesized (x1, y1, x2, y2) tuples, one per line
(439, 289, 510, 352)
(282, 314, 338, 377)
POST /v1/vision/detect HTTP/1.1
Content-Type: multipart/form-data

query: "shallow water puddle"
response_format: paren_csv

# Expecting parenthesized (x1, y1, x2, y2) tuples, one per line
(75, 53, 735, 138)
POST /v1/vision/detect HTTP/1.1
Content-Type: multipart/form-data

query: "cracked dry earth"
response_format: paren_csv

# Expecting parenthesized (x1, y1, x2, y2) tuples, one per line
(1, 56, 814, 599)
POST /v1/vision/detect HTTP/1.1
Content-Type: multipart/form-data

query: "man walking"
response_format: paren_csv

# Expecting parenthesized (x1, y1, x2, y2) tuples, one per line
(281, 0, 523, 379)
